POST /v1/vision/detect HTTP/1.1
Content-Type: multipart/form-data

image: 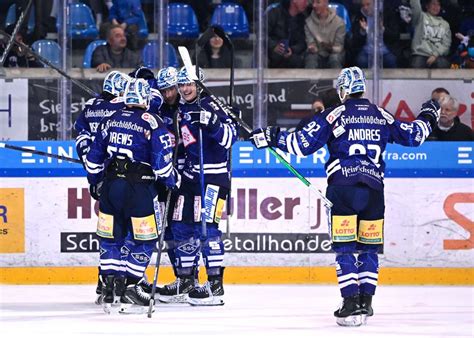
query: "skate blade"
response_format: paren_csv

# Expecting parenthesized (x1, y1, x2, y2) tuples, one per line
(102, 303, 113, 314)
(362, 314, 368, 325)
(157, 294, 189, 304)
(95, 294, 104, 306)
(336, 315, 363, 327)
(119, 303, 149, 315)
(188, 296, 225, 307)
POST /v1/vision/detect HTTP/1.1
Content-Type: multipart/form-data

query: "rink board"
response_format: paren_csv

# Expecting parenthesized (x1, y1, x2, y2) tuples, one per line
(0, 141, 472, 284)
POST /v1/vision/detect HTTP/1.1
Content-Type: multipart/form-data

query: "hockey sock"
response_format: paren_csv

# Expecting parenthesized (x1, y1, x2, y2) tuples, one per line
(335, 253, 359, 298)
(125, 241, 154, 280)
(358, 252, 379, 295)
(99, 240, 122, 276)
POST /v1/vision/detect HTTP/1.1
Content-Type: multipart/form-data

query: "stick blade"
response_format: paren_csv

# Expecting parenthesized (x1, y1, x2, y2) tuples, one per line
(177, 46, 198, 81)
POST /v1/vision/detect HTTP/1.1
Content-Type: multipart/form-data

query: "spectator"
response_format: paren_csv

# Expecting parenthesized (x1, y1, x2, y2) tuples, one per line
(81, 0, 109, 29)
(410, 0, 451, 68)
(101, 0, 143, 50)
(1, 25, 41, 68)
(351, 0, 397, 68)
(197, 33, 232, 68)
(267, 0, 308, 68)
(92, 24, 142, 72)
(383, 0, 415, 67)
(428, 95, 473, 141)
(297, 88, 340, 129)
(305, 0, 345, 69)
(431, 87, 450, 103)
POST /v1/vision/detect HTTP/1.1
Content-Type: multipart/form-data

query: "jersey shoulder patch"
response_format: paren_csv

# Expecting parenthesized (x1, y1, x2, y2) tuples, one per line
(110, 97, 124, 104)
(142, 112, 159, 129)
(377, 107, 395, 124)
(325, 105, 345, 124)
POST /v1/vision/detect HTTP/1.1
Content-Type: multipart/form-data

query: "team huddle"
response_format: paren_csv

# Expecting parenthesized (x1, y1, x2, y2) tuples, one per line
(75, 65, 440, 325)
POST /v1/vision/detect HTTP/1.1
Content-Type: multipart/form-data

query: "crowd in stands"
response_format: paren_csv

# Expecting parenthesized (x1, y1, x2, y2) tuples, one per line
(1, 0, 473, 71)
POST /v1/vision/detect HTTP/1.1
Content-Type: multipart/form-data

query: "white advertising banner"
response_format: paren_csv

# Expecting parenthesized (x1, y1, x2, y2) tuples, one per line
(0, 177, 472, 268)
(0, 79, 28, 140)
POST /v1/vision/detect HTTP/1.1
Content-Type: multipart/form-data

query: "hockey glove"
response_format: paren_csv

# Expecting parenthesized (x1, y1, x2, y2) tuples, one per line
(188, 110, 221, 132)
(418, 99, 440, 129)
(89, 181, 103, 200)
(250, 126, 280, 149)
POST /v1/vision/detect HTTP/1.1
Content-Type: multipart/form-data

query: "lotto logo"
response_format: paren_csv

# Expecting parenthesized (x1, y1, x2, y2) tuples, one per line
(368, 223, 376, 231)
(341, 219, 350, 227)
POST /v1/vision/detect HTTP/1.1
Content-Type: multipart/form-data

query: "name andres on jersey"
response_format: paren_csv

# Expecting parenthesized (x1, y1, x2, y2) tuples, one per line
(348, 128, 381, 141)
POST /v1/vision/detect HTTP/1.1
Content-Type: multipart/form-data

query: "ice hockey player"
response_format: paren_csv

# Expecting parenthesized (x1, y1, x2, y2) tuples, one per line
(84, 78, 180, 314)
(74, 70, 129, 305)
(250, 66, 440, 326)
(158, 66, 238, 306)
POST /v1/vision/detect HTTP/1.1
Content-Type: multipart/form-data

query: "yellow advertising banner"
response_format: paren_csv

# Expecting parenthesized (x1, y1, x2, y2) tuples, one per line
(0, 188, 25, 253)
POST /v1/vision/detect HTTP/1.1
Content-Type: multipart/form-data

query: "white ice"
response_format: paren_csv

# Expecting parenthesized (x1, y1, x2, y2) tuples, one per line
(0, 284, 473, 338)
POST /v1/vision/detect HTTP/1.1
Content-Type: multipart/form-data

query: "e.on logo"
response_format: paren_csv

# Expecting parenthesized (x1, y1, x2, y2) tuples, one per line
(443, 193, 474, 250)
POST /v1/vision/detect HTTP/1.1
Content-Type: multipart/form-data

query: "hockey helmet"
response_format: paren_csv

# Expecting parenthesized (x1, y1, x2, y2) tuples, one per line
(156, 66, 178, 90)
(336, 66, 367, 102)
(128, 66, 155, 80)
(177, 66, 205, 85)
(103, 71, 130, 97)
(124, 78, 151, 109)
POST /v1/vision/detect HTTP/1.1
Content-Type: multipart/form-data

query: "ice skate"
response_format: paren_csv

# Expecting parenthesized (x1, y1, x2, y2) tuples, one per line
(119, 281, 152, 314)
(95, 277, 104, 305)
(113, 277, 126, 305)
(101, 275, 115, 314)
(157, 276, 194, 303)
(188, 276, 224, 306)
(334, 294, 363, 327)
(360, 294, 373, 325)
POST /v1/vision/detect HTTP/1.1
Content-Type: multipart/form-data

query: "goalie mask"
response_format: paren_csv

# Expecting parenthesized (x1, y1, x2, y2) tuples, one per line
(103, 71, 130, 97)
(336, 66, 366, 103)
(124, 78, 151, 109)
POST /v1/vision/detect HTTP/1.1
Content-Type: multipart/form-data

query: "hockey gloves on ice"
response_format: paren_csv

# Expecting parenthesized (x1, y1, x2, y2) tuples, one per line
(188, 110, 221, 132)
(250, 126, 280, 149)
(89, 181, 103, 200)
(418, 99, 440, 129)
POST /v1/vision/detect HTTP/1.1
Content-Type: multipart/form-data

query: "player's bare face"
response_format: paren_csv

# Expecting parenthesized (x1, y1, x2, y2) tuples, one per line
(179, 83, 197, 102)
(160, 87, 178, 105)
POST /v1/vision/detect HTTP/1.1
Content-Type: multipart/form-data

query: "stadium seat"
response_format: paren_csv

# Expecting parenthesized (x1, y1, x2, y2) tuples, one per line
(5, 3, 35, 34)
(31, 39, 61, 67)
(82, 39, 107, 68)
(329, 2, 351, 35)
(56, 3, 99, 39)
(137, 10, 149, 38)
(167, 3, 199, 38)
(142, 41, 179, 68)
(210, 3, 249, 38)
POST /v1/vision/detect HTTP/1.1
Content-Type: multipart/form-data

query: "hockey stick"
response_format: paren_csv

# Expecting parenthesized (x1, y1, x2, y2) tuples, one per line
(0, 0, 33, 64)
(0, 30, 98, 97)
(148, 110, 180, 318)
(177, 46, 333, 209)
(206, 25, 235, 238)
(193, 59, 208, 242)
(0, 142, 82, 164)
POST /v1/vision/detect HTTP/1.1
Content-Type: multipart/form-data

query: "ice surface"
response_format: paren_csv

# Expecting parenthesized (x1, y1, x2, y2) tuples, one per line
(0, 284, 472, 338)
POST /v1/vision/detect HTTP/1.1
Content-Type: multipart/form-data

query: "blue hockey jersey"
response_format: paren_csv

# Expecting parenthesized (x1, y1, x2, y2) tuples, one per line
(178, 95, 238, 188)
(274, 98, 433, 190)
(74, 96, 125, 162)
(85, 106, 177, 189)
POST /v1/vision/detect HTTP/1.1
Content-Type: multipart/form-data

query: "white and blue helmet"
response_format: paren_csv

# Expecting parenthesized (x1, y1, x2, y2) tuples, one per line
(156, 66, 178, 90)
(177, 66, 205, 85)
(103, 70, 130, 97)
(124, 78, 151, 109)
(336, 66, 366, 102)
